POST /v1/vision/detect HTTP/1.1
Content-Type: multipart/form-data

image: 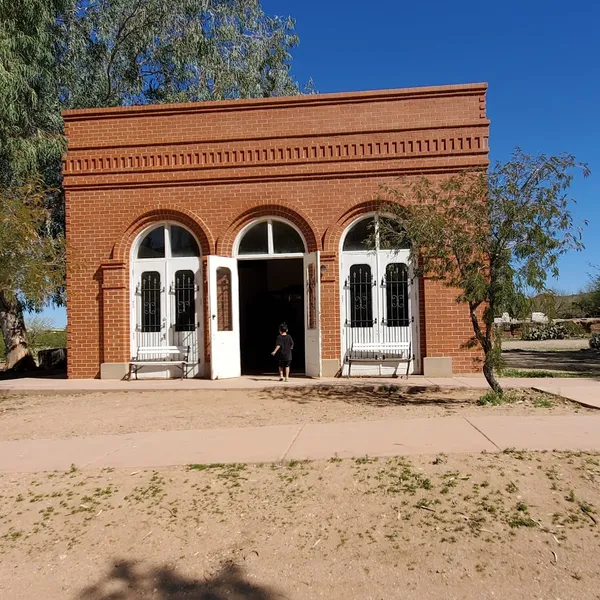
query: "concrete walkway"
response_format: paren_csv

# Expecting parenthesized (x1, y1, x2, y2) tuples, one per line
(1, 413, 600, 474)
(1, 374, 598, 408)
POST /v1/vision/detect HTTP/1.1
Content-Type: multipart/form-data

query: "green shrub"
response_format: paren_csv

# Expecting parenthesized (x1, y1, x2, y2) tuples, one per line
(559, 321, 586, 338)
(522, 323, 568, 341)
(590, 334, 600, 350)
(477, 391, 504, 406)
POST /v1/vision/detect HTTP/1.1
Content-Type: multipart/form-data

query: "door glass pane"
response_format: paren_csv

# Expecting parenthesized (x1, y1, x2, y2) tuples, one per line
(307, 263, 317, 330)
(174, 270, 196, 332)
(343, 218, 374, 251)
(238, 221, 268, 255)
(379, 217, 411, 250)
(349, 264, 373, 327)
(216, 267, 233, 331)
(141, 271, 162, 332)
(385, 263, 409, 326)
(138, 227, 165, 259)
(273, 221, 305, 254)
(171, 226, 200, 257)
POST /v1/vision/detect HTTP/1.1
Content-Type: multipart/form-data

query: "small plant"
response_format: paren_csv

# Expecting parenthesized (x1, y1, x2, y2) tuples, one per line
(533, 398, 553, 408)
(505, 481, 519, 494)
(478, 391, 504, 406)
(566, 490, 576, 502)
(590, 333, 600, 350)
(508, 515, 538, 528)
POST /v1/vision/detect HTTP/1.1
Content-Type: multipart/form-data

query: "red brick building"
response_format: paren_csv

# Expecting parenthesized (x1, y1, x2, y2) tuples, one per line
(62, 83, 489, 380)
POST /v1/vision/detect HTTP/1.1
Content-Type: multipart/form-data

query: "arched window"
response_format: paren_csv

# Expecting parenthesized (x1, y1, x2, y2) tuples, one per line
(237, 219, 306, 257)
(342, 215, 410, 252)
(132, 222, 203, 378)
(137, 224, 200, 259)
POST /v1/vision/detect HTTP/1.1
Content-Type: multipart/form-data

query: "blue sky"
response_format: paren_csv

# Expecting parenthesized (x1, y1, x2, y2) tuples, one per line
(40, 0, 599, 328)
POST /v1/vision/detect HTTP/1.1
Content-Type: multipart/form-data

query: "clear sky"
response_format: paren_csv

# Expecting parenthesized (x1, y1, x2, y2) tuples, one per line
(40, 0, 599, 328)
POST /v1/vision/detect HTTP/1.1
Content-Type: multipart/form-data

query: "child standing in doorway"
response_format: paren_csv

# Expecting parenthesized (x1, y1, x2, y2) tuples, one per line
(271, 323, 294, 381)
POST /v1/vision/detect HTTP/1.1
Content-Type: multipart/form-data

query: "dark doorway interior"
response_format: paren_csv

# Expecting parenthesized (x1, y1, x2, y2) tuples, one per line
(238, 259, 305, 374)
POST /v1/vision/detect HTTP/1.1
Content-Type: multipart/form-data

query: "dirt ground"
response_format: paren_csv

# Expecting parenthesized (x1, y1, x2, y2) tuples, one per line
(500, 339, 600, 375)
(1, 451, 599, 599)
(0, 386, 592, 441)
(502, 349, 600, 374)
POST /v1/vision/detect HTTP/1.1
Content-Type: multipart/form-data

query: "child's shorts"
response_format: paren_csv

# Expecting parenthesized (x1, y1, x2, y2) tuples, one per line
(278, 360, 291, 368)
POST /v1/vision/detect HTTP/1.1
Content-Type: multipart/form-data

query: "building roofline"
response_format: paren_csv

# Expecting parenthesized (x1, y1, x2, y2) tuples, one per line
(62, 82, 488, 122)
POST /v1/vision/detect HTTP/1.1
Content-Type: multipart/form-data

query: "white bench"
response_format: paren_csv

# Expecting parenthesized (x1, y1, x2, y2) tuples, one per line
(346, 342, 412, 378)
(128, 346, 190, 380)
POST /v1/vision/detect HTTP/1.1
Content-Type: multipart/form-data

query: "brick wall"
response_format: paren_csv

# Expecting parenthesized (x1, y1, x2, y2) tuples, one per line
(63, 83, 490, 378)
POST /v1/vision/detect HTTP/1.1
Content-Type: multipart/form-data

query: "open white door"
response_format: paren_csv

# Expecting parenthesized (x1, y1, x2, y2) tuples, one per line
(304, 252, 322, 377)
(208, 256, 241, 379)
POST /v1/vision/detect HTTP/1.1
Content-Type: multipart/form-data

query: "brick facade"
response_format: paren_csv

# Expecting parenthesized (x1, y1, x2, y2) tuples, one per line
(63, 83, 490, 379)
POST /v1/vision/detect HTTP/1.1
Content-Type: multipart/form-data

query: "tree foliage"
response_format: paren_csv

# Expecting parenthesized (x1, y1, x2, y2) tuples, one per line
(60, 0, 306, 108)
(0, 0, 306, 369)
(377, 148, 589, 393)
(576, 267, 600, 317)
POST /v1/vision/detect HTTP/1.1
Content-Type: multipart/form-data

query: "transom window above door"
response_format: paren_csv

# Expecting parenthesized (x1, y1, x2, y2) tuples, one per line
(342, 215, 410, 251)
(236, 219, 306, 257)
(137, 224, 200, 259)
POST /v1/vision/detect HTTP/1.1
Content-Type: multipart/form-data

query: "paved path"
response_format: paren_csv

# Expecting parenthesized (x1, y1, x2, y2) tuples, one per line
(1, 414, 600, 474)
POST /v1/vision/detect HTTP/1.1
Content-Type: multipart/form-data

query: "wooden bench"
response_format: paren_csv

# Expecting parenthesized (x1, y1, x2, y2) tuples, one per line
(346, 342, 412, 378)
(128, 346, 190, 380)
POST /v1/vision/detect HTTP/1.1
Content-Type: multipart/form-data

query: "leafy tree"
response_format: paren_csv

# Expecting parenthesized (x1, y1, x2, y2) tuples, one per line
(0, 0, 68, 369)
(0, 0, 307, 370)
(377, 149, 589, 394)
(577, 267, 600, 317)
(60, 0, 306, 107)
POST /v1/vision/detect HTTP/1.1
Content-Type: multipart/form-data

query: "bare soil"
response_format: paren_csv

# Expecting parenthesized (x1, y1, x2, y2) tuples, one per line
(502, 348, 600, 374)
(0, 387, 592, 441)
(1, 451, 599, 599)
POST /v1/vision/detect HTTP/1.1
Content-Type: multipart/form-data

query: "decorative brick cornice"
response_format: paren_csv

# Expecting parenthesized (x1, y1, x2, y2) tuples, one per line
(63, 127, 488, 179)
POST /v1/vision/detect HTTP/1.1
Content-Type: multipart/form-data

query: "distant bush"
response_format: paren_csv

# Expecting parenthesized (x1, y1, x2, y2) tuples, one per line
(559, 321, 587, 338)
(521, 323, 569, 341)
(590, 334, 600, 350)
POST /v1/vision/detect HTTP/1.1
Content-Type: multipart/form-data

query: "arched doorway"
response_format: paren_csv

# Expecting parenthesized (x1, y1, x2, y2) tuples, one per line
(131, 223, 203, 377)
(340, 214, 419, 375)
(234, 218, 308, 375)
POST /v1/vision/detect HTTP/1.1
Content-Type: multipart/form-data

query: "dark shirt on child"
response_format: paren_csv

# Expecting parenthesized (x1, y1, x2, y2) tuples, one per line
(276, 334, 294, 361)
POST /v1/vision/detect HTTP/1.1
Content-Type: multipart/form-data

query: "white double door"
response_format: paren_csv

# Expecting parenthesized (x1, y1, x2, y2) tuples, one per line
(132, 257, 202, 377)
(341, 249, 417, 375)
(208, 253, 322, 379)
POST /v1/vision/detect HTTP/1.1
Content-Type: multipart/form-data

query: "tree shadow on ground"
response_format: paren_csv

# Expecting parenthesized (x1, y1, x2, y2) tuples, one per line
(0, 366, 67, 380)
(258, 384, 477, 408)
(502, 348, 600, 374)
(75, 559, 280, 600)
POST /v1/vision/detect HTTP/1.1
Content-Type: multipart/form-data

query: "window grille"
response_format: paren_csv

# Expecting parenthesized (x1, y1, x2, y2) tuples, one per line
(347, 264, 374, 328)
(307, 263, 317, 329)
(174, 270, 196, 332)
(140, 271, 161, 333)
(384, 263, 409, 327)
(216, 267, 232, 331)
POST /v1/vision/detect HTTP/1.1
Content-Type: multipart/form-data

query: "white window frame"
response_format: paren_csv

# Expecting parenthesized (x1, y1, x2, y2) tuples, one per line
(130, 222, 204, 377)
(339, 213, 420, 374)
(234, 217, 307, 260)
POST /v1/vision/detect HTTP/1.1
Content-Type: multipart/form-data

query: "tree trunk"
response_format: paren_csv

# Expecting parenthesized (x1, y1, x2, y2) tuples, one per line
(483, 356, 503, 395)
(0, 292, 37, 371)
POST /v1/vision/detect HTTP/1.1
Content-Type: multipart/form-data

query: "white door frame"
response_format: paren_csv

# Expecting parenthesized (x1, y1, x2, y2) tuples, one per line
(208, 256, 241, 379)
(339, 215, 419, 375)
(130, 223, 204, 378)
(304, 251, 322, 377)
